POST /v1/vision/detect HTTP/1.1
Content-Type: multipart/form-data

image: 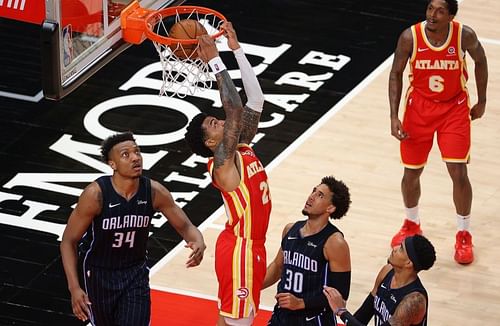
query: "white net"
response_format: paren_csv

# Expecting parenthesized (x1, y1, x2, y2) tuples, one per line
(147, 9, 224, 98)
(152, 41, 212, 98)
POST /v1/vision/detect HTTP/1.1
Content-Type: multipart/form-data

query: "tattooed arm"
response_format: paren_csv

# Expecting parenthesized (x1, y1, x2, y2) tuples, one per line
(198, 35, 244, 191)
(223, 21, 265, 144)
(389, 292, 427, 326)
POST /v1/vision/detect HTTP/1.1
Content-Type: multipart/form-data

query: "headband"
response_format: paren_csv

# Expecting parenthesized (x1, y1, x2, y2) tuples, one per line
(405, 236, 422, 271)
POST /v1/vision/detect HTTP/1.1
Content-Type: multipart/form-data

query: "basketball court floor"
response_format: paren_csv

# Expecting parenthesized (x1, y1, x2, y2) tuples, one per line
(1, 0, 499, 325)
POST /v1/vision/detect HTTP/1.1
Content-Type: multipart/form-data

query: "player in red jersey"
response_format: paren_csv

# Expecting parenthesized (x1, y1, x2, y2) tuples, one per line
(389, 0, 488, 264)
(185, 22, 270, 325)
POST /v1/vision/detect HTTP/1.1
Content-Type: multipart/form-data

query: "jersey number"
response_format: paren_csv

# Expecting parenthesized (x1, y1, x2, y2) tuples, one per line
(112, 231, 136, 248)
(260, 181, 270, 205)
(429, 75, 444, 93)
(283, 269, 303, 293)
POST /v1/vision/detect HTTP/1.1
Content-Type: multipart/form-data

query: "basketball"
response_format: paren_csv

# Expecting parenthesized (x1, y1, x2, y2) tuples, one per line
(168, 19, 208, 59)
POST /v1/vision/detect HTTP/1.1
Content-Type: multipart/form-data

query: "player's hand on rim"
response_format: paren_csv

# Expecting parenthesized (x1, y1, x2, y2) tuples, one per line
(197, 34, 219, 63)
(221, 21, 240, 51)
(70, 287, 91, 321)
(185, 241, 206, 267)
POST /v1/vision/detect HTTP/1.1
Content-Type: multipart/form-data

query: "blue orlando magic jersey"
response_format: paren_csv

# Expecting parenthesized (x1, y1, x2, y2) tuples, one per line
(81, 176, 154, 269)
(374, 269, 428, 326)
(277, 220, 341, 316)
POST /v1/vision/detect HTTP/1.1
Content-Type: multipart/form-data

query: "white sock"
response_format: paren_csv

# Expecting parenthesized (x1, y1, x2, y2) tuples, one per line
(405, 206, 420, 224)
(457, 214, 471, 231)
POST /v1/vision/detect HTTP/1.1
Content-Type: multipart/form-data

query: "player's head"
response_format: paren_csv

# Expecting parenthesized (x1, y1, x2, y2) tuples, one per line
(101, 132, 142, 176)
(302, 176, 351, 220)
(426, 0, 457, 30)
(390, 235, 436, 272)
(185, 113, 226, 158)
(405, 234, 436, 272)
(427, 0, 458, 15)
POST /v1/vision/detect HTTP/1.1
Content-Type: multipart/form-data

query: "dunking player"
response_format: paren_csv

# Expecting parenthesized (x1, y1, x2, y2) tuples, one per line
(60, 132, 206, 325)
(184, 23, 270, 325)
(389, 0, 488, 264)
(262, 176, 352, 325)
(324, 235, 436, 326)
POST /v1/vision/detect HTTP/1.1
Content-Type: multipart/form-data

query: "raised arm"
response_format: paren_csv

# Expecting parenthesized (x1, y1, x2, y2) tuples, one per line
(462, 24, 488, 120)
(198, 34, 243, 191)
(60, 182, 102, 322)
(389, 28, 413, 141)
(223, 21, 265, 144)
(152, 180, 206, 267)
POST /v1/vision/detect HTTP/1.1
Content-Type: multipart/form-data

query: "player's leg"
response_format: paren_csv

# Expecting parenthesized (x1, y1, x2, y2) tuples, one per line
(446, 163, 472, 216)
(116, 263, 151, 326)
(83, 267, 117, 325)
(438, 94, 473, 264)
(217, 311, 255, 326)
(391, 92, 433, 247)
(216, 233, 261, 324)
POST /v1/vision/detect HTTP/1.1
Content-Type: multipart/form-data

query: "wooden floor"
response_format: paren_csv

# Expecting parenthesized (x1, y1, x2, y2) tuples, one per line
(151, 1, 500, 324)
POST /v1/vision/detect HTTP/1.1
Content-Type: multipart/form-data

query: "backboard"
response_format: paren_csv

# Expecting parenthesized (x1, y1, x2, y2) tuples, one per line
(41, 0, 184, 100)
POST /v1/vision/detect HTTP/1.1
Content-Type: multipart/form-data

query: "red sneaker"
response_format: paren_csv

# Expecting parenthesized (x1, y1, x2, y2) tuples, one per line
(454, 231, 474, 264)
(390, 219, 422, 247)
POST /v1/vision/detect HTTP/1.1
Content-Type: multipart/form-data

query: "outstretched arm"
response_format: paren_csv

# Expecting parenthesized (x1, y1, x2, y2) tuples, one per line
(152, 180, 206, 267)
(324, 264, 393, 325)
(198, 34, 244, 191)
(462, 25, 488, 120)
(223, 21, 265, 144)
(389, 28, 412, 141)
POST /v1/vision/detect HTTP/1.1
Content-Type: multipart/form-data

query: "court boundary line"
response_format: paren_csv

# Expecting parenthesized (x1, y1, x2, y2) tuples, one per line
(0, 90, 43, 102)
(149, 53, 395, 276)
(480, 37, 500, 45)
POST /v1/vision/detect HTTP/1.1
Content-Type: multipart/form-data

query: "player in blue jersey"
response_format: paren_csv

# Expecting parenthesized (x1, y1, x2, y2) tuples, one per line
(60, 132, 206, 325)
(323, 234, 436, 326)
(263, 176, 352, 325)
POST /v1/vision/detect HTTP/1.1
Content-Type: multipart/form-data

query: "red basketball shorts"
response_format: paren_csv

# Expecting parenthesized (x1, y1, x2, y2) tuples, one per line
(401, 90, 471, 168)
(215, 230, 267, 319)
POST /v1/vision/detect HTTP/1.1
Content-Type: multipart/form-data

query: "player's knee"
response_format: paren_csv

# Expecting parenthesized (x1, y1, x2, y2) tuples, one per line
(221, 311, 255, 326)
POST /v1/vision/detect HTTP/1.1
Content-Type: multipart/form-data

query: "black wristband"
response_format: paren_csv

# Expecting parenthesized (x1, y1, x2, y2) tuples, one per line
(339, 311, 366, 326)
(353, 292, 375, 323)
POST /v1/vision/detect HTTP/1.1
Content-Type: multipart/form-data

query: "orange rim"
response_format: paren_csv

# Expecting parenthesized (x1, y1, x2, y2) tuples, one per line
(144, 6, 226, 45)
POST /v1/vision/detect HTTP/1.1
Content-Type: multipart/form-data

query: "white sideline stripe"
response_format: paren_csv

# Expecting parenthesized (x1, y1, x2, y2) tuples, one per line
(0, 90, 43, 102)
(149, 54, 395, 276)
(480, 37, 500, 46)
(150, 284, 274, 311)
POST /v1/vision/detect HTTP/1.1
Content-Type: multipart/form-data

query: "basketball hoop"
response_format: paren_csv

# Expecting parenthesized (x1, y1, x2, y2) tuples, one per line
(121, 1, 226, 98)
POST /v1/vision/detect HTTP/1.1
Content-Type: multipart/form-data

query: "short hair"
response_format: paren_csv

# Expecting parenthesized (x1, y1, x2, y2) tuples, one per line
(100, 131, 135, 162)
(428, 0, 458, 15)
(410, 234, 436, 271)
(184, 113, 212, 158)
(321, 176, 351, 220)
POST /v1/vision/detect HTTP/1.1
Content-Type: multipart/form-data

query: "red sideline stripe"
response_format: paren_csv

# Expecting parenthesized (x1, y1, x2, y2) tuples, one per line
(151, 289, 272, 325)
